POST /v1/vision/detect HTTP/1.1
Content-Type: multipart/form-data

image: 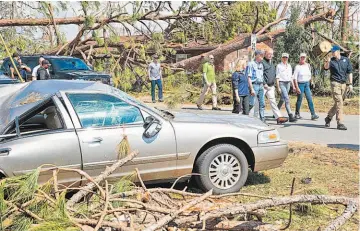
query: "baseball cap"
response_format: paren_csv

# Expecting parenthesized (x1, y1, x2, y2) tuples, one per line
(300, 53, 307, 57)
(331, 45, 341, 52)
(152, 54, 159, 59)
(254, 50, 264, 56)
(282, 53, 289, 58)
(42, 60, 51, 65)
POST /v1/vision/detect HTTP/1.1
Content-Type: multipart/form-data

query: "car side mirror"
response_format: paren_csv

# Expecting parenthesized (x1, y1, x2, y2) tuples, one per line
(143, 121, 162, 138)
(143, 116, 155, 129)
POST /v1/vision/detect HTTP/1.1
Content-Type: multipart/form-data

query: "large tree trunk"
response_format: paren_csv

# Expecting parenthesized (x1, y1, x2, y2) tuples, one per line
(171, 10, 335, 71)
(0, 16, 118, 27)
(341, 1, 349, 42)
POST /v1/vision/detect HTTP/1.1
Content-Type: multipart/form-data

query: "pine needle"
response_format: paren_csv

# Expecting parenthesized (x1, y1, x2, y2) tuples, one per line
(116, 135, 131, 159)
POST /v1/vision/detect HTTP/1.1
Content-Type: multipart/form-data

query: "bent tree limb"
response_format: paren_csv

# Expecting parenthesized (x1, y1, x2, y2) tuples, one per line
(67, 150, 139, 207)
(171, 9, 336, 71)
(143, 189, 213, 231)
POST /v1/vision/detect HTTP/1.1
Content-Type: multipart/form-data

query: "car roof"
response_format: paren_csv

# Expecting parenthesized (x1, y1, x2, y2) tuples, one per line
(0, 80, 115, 133)
(3, 55, 80, 60)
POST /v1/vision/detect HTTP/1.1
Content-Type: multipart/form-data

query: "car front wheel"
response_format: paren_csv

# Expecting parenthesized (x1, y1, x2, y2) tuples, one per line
(194, 144, 249, 194)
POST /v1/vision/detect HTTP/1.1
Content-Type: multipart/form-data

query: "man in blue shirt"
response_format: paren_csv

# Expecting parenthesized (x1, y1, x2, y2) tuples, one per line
(247, 50, 265, 122)
(324, 45, 353, 130)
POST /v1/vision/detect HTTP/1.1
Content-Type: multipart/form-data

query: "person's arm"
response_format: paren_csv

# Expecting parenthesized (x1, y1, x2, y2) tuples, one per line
(10, 67, 15, 79)
(347, 59, 353, 92)
(292, 65, 300, 93)
(275, 65, 281, 93)
(203, 63, 209, 85)
(248, 76, 255, 96)
(324, 56, 331, 70)
(22, 65, 31, 73)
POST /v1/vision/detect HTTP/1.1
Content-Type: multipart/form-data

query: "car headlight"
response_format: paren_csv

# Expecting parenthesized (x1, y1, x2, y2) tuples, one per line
(258, 130, 280, 144)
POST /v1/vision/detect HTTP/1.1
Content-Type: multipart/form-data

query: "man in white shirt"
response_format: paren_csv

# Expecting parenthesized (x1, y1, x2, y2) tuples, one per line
(32, 56, 45, 81)
(148, 55, 163, 103)
(292, 53, 319, 120)
(276, 53, 296, 122)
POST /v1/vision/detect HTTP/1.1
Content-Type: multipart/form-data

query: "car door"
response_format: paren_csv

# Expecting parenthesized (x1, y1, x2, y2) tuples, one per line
(60, 91, 178, 182)
(0, 95, 82, 184)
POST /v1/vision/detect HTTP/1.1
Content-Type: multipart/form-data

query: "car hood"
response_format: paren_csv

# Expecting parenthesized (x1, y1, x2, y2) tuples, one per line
(170, 111, 271, 131)
(58, 70, 110, 78)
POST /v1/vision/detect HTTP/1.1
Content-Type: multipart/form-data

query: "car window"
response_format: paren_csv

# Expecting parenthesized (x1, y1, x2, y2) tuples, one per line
(67, 93, 144, 128)
(51, 58, 90, 71)
(21, 57, 39, 70)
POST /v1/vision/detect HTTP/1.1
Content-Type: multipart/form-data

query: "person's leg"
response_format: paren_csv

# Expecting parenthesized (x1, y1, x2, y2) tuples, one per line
(266, 86, 282, 119)
(232, 91, 240, 113)
(157, 79, 163, 101)
(327, 82, 340, 121)
(295, 82, 305, 116)
(151, 80, 156, 102)
(337, 83, 347, 125)
(258, 85, 265, 122)
(280, 82, 293, 116)
(304, 82, 316, 116)
(277, 87, 284, 110)
(250, 84, 260, 117)
(243, 95, 250, 115)
(211, 82, 219, 108)
(197, 84, 210, 107)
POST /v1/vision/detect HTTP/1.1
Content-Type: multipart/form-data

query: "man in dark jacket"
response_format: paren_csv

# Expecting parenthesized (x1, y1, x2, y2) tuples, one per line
(262, 49, 288, 124)
(324, 45, 353, 130)
(37, 60, 51, 80)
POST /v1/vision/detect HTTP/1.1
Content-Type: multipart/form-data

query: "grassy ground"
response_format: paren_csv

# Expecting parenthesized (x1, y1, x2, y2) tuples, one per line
(238, 142, 359, 231)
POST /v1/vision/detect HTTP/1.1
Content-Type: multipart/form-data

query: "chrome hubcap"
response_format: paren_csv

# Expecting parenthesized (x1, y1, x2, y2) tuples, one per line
(208, 153, 241, 189)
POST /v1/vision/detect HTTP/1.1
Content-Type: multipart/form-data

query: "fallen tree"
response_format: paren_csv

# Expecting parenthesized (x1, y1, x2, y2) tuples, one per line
(1, 142, 358, 231)
(170, 9, 337, 70)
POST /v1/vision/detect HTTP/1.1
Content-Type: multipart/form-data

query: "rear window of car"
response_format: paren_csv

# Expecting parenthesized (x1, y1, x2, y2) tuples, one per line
(51, 58, 90, 71)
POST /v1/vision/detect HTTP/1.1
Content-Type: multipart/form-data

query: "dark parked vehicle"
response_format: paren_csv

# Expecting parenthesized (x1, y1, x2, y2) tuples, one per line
(0, 55, 112, 85)
(0, 74, 20, 85)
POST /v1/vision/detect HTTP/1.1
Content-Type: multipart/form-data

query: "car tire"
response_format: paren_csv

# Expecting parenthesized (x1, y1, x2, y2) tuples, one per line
(194, 144, 249, 195)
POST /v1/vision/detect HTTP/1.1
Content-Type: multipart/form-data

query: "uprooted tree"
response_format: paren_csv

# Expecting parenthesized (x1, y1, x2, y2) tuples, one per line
(0, 1, 359, 97)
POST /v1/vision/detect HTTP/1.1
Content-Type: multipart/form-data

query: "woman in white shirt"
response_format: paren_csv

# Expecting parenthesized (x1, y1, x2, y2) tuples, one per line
(276, 53, 297, 122)
(292, 53, 319, 120)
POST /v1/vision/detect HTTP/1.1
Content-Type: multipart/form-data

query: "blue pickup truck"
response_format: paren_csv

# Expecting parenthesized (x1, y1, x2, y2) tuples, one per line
(0, 55, 112, 85)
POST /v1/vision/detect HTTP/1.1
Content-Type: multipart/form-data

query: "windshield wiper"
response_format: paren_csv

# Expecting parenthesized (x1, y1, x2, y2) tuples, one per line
(155, 107, 175, 119)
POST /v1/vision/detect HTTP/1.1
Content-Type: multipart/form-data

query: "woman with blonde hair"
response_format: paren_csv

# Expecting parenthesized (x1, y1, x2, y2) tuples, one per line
(231, 60, 251, 115)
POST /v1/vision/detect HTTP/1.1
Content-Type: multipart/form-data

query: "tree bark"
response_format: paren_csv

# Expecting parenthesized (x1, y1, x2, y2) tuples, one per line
(171, 9, 336, 71)
(341, 1, 349, 42)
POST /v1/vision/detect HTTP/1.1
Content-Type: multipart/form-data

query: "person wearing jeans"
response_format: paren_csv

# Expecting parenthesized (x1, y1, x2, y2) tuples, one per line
(276, 53, 297, 122)
(248, 50, 265, 122)
(148, 55, 163, 103)
(293, 53, 319, 120)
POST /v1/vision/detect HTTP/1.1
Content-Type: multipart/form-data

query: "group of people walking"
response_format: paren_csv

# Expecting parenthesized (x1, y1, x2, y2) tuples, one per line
(190, 45, 353, 130)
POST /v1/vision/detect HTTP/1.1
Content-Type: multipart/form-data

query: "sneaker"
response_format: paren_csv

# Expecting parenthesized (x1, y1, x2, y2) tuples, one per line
(337, 124, 347, 130)
(277, 117, 289, 124)
(295, 114, 302, 119)
(311, 114, 319, 120)
(288, 114, 297, 122)
(197, 105, 203, 110)
(325, 116, 331, 127)
(159, 99, 164, 102)
(152, 100, 156, 103)
(212, 107, 221, 111)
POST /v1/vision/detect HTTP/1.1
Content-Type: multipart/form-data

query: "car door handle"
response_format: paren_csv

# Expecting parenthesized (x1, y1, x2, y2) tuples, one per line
(0, 148, 11, 156)
(82, 137, 103, 143)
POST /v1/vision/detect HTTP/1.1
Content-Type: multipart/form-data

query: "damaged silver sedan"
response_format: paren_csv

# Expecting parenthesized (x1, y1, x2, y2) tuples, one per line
(0, 80, 288, 194)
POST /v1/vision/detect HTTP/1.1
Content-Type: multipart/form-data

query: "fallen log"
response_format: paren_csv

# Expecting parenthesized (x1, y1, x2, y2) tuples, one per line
(171, 9, 336, 71)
